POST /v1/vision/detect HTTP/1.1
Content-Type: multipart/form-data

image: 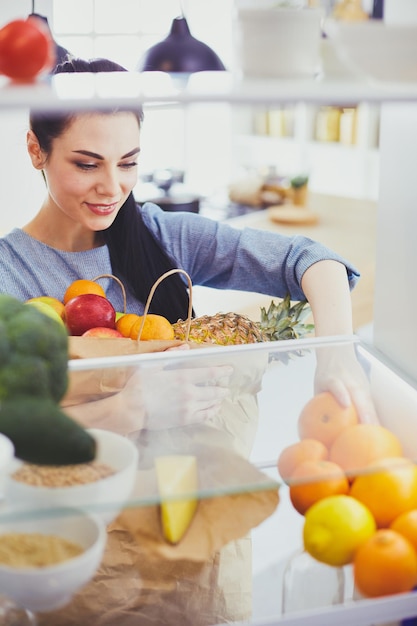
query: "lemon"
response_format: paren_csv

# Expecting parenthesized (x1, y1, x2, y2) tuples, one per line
(303, 494, 376, 566)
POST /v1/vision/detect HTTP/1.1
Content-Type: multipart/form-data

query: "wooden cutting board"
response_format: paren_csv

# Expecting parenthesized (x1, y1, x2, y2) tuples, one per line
(268, 204, 320, 225)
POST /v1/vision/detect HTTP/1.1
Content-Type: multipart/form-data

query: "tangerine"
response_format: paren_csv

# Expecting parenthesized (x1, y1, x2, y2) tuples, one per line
(330, 423, 403, 476)
(297, 392, 359, 448)
(391, 510, 417, 552)
(289, 459, 349, 515)
(353, 529, 417, 598)
(63, 279, 106, 304)
(277, 439, 328, 483)
(115, 313, 141, 338)
(350, 457, 417, 528)
(130, 314, 174, 341)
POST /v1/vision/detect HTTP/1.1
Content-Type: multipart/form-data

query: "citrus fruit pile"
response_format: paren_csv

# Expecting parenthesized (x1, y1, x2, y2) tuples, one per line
(26, 277, 175, 341)
(277, 391, 417, 598)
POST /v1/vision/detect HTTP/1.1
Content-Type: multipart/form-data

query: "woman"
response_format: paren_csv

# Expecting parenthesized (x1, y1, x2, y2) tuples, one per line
(0, 57, 374, 422)
(1, 58, 376, 626)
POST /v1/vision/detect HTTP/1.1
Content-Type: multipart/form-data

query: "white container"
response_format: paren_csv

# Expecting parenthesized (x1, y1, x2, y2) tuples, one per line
(0, 510, 106, 612)
(234, 7, 324, 79)
(5, 429, 138, 525)
(324, 19, 417, 83)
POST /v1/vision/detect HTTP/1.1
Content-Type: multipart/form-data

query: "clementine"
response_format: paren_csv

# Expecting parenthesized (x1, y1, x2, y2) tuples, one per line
(288, 459, 349, 515)
(330, 423, 403, 476)
(63, 279, 106, 304)
(115, 313, 141, 338)
(391, 509, 417, 552)
(353, 529, 417, 598)
(350, 457, 417, 528)
(130, 314, 174, 341)
(297, 392, 359, 448)
(277, 439, 328, 483)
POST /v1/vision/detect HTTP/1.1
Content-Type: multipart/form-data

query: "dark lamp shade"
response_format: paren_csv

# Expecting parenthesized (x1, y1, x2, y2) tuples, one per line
(137, 16, 225, 73)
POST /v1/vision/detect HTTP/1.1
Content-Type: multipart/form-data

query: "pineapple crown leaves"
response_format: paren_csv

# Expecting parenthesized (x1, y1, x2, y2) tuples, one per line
(258, 294, 314, 341)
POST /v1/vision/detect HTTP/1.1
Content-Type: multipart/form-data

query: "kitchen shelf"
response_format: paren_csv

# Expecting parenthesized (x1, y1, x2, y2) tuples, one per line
(2, 71, 417, 112)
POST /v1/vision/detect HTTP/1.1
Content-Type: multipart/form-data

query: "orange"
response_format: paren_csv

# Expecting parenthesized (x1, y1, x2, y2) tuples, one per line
(63, 279, 106, 304)
(288, 459, 349, 515)
(391, 510, 417, 552)
(115, 313, 141, 338)
(129, 314, 174, 341)
(277, 439, 328, 483)
(350, 457, 417, 528)
(353, 529, 417, 598)
(330, 423, 403, 476)
(297, 392, 359, 448)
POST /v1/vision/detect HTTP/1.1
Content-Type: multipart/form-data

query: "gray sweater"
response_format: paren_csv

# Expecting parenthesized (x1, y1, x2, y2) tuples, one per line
(0, 202, 359, 314)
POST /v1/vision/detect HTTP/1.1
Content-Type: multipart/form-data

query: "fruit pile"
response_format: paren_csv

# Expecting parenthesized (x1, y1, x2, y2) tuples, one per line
(28, 275, 314, 345)
(277, 391, 417, 599)
(0, 294, 96, 465)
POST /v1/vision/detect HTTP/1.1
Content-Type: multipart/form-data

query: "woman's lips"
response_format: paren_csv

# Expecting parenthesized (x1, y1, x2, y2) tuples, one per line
(86, 202, 118, 216)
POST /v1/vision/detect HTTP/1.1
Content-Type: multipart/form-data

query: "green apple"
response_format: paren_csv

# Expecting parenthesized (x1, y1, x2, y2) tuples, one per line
(25, 300, 66, 328)
(26, 296, 65, 320)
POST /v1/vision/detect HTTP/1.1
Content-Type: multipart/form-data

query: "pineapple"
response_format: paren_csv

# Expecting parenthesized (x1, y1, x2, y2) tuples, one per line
(172, 294, 314, 346)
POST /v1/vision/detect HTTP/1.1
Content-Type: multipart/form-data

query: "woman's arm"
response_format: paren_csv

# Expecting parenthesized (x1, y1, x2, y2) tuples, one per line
(301, 259, 378, 423)
(301, 259, 354, 338)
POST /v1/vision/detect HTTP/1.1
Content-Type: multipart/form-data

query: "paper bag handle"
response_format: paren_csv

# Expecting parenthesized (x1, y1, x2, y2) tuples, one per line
(137, 269, 193, 343)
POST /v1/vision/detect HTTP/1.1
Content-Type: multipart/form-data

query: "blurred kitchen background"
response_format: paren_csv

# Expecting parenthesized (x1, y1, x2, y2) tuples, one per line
(0, 0, 379, 235)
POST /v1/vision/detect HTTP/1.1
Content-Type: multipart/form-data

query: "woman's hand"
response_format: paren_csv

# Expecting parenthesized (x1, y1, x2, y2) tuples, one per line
(65, 363, 233, 434)
(314, 343, 378, 423)
(124, 363, 233, 430)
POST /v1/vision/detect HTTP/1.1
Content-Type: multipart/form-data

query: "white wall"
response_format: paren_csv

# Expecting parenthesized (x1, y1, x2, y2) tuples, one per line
(0, 111, 46, 234)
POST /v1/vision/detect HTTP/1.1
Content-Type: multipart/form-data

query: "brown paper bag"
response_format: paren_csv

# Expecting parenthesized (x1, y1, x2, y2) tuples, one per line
(62, 337, 189, 407)
(37, 483, 279, 626)
(44, 312, 276, 625)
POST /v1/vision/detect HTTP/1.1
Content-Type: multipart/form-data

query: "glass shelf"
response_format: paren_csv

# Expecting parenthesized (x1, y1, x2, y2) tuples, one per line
(2, 71, 417, 113)
(1, 335, 417, 624)
(2, 335, 416, 521)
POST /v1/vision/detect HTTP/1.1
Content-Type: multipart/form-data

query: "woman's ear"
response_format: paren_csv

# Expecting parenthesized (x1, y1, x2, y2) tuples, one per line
(27, 130, 46, 169)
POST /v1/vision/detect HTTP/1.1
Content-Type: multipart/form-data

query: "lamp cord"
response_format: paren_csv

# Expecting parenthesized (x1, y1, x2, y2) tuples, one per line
(31, 0, 35, 13)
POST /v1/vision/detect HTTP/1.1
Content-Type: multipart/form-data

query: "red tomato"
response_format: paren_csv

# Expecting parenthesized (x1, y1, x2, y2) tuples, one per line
(0, 18, 55, 81)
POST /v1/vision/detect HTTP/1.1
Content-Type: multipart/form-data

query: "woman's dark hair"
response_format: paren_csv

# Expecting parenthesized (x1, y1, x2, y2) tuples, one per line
(30, 57, 191, 323)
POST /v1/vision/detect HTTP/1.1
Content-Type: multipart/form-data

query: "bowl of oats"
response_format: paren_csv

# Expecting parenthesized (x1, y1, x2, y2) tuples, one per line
(0, 508, 106, 612)
(5, 429, 139, 525)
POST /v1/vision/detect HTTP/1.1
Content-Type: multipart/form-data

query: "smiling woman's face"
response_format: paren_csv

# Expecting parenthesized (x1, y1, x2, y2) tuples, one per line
(30, 111, 141, 236)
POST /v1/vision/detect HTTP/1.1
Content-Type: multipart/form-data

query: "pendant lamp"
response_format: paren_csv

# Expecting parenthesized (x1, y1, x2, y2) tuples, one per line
(137, 16, 225, 73)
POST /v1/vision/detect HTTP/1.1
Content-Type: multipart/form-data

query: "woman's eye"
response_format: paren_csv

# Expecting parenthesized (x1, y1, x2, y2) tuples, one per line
(75, 162, 96, 171)
(120, 161, 138, 170)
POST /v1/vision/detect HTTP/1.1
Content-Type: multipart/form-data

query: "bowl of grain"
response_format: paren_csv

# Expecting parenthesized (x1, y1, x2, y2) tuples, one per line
(0, 508, 106, 612)
(5, 429, 139, 525)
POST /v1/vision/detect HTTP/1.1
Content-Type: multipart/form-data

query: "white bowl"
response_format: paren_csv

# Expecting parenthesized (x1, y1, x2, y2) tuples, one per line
(0, 509, 106, 612)
(324, 20, 417, 83)
(234, 7, 324, 78)
(5, 429, 138, 525)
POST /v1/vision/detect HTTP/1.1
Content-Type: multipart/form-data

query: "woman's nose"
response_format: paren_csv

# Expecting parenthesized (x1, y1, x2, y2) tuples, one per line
(96, 168, 121, 197)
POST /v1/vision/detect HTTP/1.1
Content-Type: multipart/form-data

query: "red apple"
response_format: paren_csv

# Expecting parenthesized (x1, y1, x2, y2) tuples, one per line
(64, 294, 116, 336)
(82, 327, 123, 338)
